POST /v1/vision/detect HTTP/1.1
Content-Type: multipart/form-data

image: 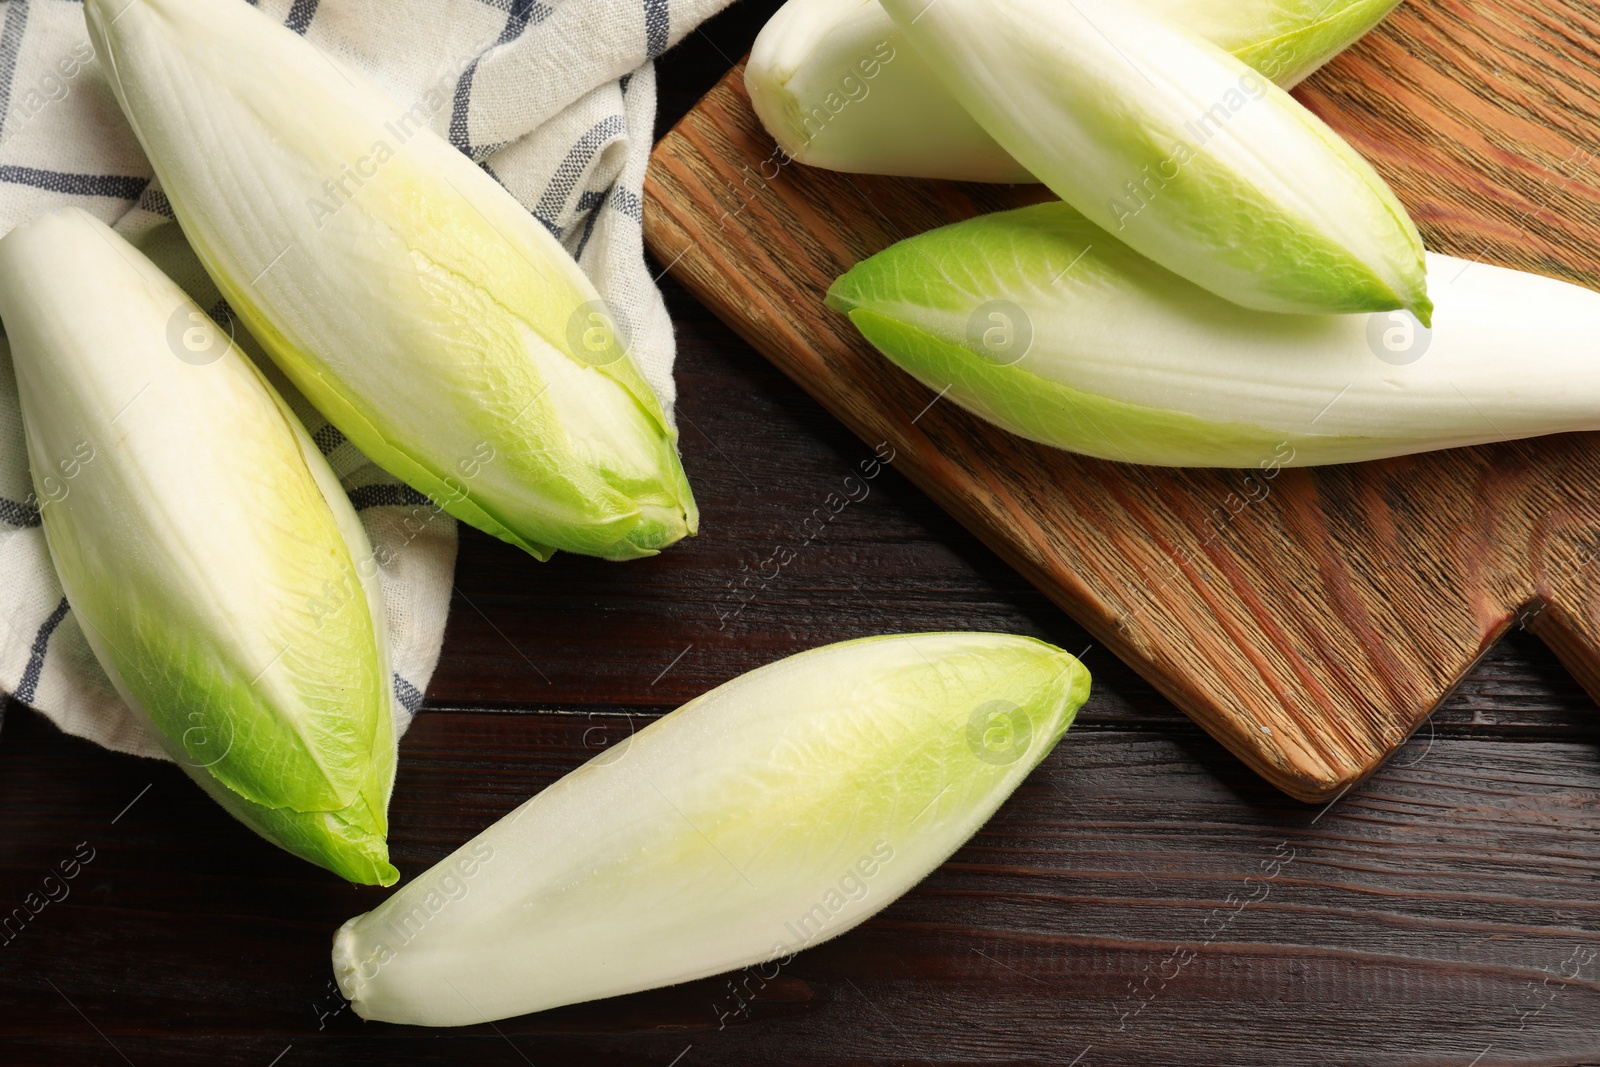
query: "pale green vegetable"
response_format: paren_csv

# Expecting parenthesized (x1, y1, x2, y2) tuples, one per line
(1165, 0, 1403, 79)
(333, 632, 1088, 1025)
(0, 208, 397, 885)
(829, 202, 1600, 467)
(875, 0, 1429, 321)
(85, 0, 696, 562)
(747, 0, 1401, 183)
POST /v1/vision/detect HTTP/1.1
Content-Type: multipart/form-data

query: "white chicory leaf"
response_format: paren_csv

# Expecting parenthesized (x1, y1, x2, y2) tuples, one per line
(747, 0, 1402, 183)
(333, 632, 1089, 1025)
(0, 208, 397, 885)
(875, 0, 1429, 321)
(84, 0, 697, 562)
(829, 202, 1600, 467)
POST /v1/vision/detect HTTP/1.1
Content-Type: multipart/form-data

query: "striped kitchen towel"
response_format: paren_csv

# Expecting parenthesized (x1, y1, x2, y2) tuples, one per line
(0, 0, 731, 759)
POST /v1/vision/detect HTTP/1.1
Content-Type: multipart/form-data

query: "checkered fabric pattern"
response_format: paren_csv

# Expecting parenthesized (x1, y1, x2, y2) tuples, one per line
(0, 0, 730, 758)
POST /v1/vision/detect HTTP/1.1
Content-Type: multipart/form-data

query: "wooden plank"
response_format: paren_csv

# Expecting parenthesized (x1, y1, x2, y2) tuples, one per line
(639, 0, 1600, 801)
(0, 704, 1593, 1066)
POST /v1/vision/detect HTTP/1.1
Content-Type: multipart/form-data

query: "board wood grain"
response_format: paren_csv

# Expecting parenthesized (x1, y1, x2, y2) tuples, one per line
(640, 0, 1600, 802)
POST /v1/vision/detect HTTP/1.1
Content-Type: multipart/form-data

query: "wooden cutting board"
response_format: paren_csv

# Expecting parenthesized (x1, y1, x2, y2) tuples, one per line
(640, 0, 1600, 802)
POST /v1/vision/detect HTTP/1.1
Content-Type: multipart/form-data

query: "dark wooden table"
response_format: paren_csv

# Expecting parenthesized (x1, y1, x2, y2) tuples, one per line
(2, 5, 1598, 1064)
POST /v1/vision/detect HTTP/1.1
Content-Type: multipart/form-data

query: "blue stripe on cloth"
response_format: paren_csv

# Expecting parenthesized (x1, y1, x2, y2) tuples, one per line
(345, 484, 435, 511)
(447, 59, 479, 153)
(0, 0, 31, 140)
(503, 0, 549, 38)
(138, 186, 175, 219)
(311, 424, 346, 456)
(284, 0, 320, 34)
(644, 0, 669, 59)
(16, 597, 69, 705)
(0, 165, 147, 200)
(0, 497, 39, 528)
(393, 674, 425, 714)
(533, 114, 625, 225)
(448, 0, 552, 156)
(610, 185, 643, 223)
(571, 188, 606, 261)
(467, 0, 557, 11)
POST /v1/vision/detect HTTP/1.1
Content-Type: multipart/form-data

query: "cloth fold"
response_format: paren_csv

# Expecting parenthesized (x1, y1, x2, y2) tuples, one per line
(0, 0, 730, 758)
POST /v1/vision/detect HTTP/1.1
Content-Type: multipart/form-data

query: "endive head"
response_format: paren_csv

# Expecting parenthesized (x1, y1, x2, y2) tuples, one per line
(828, 202, 1600, 467)
(876, 0, 1430, 322)
(84, 0, 696, 562)
(0, 207, 397, 885)
(333, 632, 1089, 1026)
